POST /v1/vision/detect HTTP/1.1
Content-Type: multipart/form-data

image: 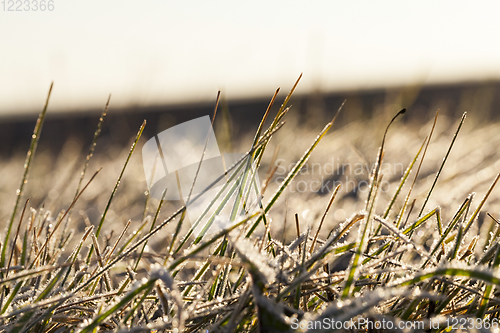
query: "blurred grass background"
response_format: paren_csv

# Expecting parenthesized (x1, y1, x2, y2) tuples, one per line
(1, 79, 500, 255)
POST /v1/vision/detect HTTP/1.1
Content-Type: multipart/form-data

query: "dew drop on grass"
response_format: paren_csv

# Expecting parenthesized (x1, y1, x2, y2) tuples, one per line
(334, 209, 346, 221)
(302, 209, 311, 220)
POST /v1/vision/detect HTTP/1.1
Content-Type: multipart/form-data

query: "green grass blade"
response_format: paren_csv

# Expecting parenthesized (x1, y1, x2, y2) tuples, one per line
(174, 156, 247, 252)
(375, 136, 426, 237)
(246, 105, 343, 237)
(464, 172, 500, 235)
(133, 189, 167, 271)
(80, 279, 156, 333)
(168, 210, 260, 272)
(0, 281, 23, 314)
(396, 265, 500, 287)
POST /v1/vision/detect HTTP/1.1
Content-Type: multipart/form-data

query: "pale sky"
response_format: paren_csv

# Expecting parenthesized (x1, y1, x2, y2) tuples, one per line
(1, 1, 500, 115)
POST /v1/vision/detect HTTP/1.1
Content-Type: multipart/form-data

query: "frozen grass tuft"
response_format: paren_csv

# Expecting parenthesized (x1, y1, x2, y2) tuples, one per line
(2, 79, 500, 332)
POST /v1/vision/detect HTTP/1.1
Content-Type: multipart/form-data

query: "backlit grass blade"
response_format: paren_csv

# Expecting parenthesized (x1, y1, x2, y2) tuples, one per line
(396, 110, 438, 230)
(174, 159, 246, 252)
(310, 184, 341, 253)
(5, 199, 29, 280)
(60, 225, 94, 288)
(181, 240, 225, 297)
(88, 120, 146, 262)
(59, 96, 110, 248)
(246, 103, 344, 237)
(80, 279, 157, 333)
(421, 196, 471, 268)
(30, 168, 101, 269)
(477, 244, 500, 316)
(133, 189, 167, 271)
(0, 281, 22, 314)
(372, 136, 426, 238)
(365, 108, 406, 210)
(1, 83, 53, 271)
(464, 172, 500, 235)
(168, 210, 261, 272)
(417, 112, 466, 218)
(395, 265, 500, 287)
(165, 94, 222, 258)
(374, 215, 435, 264)
(307, 288, 406, 333)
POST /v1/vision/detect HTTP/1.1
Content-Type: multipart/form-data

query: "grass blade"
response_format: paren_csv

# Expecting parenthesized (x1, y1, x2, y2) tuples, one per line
(87, 120, 146, 262)
(1, 83, 53, 271)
